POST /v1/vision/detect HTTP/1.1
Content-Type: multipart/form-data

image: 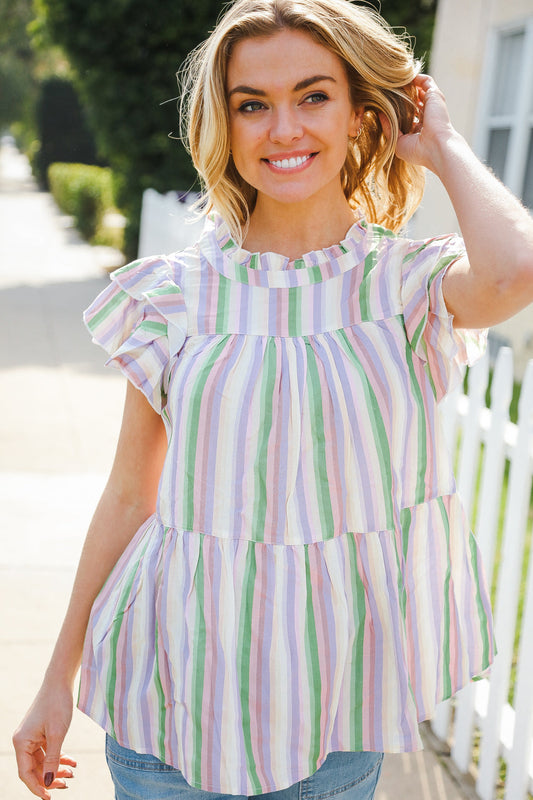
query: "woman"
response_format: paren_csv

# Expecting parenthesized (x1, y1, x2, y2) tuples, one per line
(13, 0, 533, 798)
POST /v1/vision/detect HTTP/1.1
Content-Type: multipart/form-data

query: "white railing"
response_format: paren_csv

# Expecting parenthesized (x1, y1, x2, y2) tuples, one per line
(434, 348, 533, 799)
(138, 188, 204, 258)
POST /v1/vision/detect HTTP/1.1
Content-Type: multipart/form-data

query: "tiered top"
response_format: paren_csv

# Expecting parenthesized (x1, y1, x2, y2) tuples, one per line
(78, 214, 494, 794)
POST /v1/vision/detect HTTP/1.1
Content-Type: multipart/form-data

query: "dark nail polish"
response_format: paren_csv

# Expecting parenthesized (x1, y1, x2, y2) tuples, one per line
(44, 772, 54, 787)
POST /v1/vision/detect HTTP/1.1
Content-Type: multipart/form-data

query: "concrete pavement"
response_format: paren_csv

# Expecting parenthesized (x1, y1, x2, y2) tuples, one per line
(0, 137, 474, 800)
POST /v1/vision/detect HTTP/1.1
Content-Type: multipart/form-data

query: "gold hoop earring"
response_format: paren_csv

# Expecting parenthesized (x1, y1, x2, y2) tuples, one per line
(350, 127, 362, 141)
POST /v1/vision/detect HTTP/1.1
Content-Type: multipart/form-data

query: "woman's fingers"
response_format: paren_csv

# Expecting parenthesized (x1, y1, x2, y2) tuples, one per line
(41, 727, 67, 792)
(14, 741, 48, 798)
(58, 752, 77, 768)
(13, 728, 77, 798)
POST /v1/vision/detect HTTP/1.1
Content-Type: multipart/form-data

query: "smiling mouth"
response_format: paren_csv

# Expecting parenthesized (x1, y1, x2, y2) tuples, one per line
(265, 153, 316, 170)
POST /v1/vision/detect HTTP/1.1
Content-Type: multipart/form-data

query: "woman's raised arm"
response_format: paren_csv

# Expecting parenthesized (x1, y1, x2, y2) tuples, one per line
(13, 383, 167, 800)
(395, 74, 533, 329)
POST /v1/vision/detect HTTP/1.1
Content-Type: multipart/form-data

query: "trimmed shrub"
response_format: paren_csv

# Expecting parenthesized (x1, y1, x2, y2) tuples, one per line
(34, 77, 100, 189)
(48, 162, 115, 242)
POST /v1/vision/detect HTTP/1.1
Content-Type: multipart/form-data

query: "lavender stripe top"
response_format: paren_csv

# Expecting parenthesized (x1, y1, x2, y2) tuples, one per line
(78, 213, 494, 794)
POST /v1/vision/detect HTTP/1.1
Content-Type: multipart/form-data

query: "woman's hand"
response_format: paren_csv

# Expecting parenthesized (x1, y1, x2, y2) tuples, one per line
(13, 681, 76, 799)
(381, 74, 533, 328)
(381, 74, 459, 174)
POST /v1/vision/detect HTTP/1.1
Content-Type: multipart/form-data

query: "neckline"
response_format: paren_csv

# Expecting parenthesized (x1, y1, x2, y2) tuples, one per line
(199, 213, 370, 288)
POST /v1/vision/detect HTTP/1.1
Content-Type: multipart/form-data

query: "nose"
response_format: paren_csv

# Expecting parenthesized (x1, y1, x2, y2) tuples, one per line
(269, 106, 303, 144)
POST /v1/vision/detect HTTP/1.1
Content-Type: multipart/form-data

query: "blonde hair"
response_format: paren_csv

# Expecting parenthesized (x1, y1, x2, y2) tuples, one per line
(180, 0, 425, 241)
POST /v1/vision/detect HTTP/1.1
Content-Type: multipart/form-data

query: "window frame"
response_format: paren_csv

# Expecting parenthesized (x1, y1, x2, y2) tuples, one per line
(473, 16, 533, 204)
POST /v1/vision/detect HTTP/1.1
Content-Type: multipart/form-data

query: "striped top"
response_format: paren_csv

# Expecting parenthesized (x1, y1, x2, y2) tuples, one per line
(79, 213, 495, 794)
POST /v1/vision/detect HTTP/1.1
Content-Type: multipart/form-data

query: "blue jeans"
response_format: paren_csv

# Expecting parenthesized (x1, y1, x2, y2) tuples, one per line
(105, 736, 383, 800)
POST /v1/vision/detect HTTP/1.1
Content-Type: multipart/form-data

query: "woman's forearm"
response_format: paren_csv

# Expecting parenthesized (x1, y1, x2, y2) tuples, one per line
(42, 485, 153, 689)
(430, 130, 533, 324)
(42, 383, 168, 689)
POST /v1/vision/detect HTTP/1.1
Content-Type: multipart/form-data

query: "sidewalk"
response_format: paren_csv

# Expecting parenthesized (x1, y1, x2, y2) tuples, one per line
(0, 137, 472, 800)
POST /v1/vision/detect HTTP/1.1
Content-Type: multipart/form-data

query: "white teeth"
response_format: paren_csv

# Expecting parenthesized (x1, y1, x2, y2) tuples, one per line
(270, 154, 311, 169)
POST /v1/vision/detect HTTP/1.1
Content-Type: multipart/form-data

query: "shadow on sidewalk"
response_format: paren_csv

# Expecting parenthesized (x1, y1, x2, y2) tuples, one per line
(0, 277, 114, 373)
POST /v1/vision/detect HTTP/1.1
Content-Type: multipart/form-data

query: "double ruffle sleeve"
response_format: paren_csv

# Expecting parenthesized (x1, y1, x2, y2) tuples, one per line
(83, 256, 188, 412)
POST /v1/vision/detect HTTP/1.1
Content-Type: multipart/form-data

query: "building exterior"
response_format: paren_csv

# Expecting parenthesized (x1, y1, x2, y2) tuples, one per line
(411, 0, 533, 377)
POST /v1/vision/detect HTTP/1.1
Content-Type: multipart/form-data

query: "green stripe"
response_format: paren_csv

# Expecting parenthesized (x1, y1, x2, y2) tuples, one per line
(358, 250, 377, 321)
(430, 254, 457, 283)
(402, 242, 426, 265)
(147, 285, 182, 296)
(293, 257, 305, 269)
(215, 274, 230, 333)
(309, 265, 323, 284)
(236, 543, 261, 789)
(251, 339, 277, 542)
(153, 618, 167, 759)
(153, 527, 169, 759)
(367, 222, 395, 239)
(305, 339, 335, 538)
(288, 286, 300, 337)
(235, 263, 249, 283)
(410, 314, 427, 355)
(404, 341, 428, 504)
(115, 258, 143, 274)
(139, 319, 167, 336)
(183, 337, 230, 529)
(468, 531, 491, 667)
(304, 547, 321, 770)
(191, 542, 206, 786)
(337, 329, 394, 528)
(87, 289, 128, 331)
(105, 539, 151, 735)
(346, 534, 365, 749)
(398, 507, 412, 618)
(437, 497, 452, 699)
(399, 507, 411, 563)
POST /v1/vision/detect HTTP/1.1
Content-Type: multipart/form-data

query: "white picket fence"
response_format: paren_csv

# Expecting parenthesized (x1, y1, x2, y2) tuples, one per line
(138, 188, 204, 258)
(434, 348, 533, 799)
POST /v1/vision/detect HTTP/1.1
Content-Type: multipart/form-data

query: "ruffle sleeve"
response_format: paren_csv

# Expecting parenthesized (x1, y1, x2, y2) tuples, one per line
(83, 255, 187, 413)
(400, 233, 487, 402)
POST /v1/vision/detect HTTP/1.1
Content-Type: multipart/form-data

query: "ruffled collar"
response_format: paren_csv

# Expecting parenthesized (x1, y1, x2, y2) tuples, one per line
(198, 213, 370, 288)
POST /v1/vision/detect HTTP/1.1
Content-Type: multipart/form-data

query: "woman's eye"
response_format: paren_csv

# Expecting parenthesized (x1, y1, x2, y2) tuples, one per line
(238, 100, 265, 113)
(304, 92, 328, 105)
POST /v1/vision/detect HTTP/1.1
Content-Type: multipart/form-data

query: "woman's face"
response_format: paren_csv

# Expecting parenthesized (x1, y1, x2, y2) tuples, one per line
(226, 28, 362, 210)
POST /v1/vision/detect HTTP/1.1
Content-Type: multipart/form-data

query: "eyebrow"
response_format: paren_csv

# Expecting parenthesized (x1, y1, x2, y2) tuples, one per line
(228, 74, 337, 97)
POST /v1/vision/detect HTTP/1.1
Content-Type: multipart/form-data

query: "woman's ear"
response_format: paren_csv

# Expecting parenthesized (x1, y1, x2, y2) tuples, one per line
(348, 105, 365, 138)
(378, 112, 392, 141)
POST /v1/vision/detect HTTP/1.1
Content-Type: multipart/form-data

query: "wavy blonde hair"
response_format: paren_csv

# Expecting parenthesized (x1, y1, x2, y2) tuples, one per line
(180, 0, 425, 241)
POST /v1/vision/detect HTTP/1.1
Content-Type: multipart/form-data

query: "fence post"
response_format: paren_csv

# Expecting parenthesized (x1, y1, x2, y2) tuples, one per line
(451, 348, 513, 775)
(503, 362, 533, 800)
(477, 360, 533, 800)
(432, 354, 489, 744)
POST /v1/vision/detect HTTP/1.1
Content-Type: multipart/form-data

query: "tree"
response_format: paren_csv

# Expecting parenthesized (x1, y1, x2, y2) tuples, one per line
(378, 0, 438, 66)
(34, 76, 101, 187)
(36, 0, 221, 255)
(0, 0, 37, 132)
(36, 0, 437, 256)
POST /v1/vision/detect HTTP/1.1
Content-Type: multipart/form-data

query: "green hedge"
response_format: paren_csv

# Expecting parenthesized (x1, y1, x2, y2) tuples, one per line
(35, 77, 101, 190)
(48, 162, 116, 243)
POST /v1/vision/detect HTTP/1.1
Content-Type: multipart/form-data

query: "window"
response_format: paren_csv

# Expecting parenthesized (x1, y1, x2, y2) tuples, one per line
(477, 20, 533, 208)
